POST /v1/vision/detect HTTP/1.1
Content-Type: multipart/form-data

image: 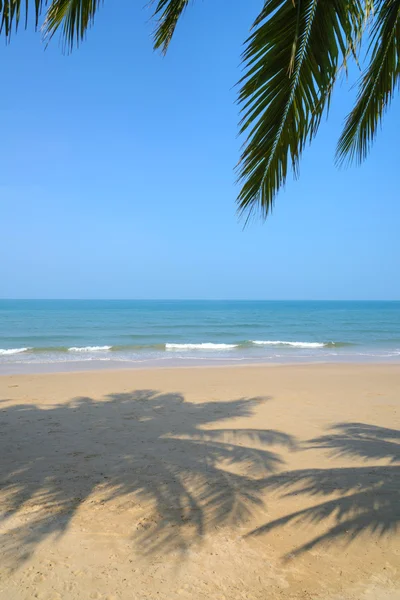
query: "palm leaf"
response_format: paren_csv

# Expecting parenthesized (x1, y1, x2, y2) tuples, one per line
(42, 0, 103, 50)
(151, 0, 192, 54)
(0, 0, 44, 38)
(337, 0, 400, 165)
(41, 0, 192, 52)
(237, 0, 365, 219)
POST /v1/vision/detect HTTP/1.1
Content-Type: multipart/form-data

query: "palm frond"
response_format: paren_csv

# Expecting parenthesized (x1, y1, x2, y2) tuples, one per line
(151, 0, 191, 54)
(237, 0, 366, 219)
(337, 0, 400, 165)
(42, 0, 192, 53)
(42, 0, 103, 50)
(0, 0, 44, 38)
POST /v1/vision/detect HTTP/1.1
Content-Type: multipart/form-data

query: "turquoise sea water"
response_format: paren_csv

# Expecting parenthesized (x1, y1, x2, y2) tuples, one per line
(1, 300, 400, 373)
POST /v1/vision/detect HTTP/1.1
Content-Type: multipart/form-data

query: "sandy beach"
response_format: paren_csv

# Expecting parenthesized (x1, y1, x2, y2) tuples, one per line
(0, 363, 399, 599)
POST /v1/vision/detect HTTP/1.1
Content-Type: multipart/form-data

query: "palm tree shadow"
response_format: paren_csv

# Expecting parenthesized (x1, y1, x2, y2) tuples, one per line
(247, 422, 400, 559)
(0, 389, 296, 568)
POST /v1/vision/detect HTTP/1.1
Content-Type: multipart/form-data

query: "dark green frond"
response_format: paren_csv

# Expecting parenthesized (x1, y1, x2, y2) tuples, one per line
(337, 0, 400, 165)
(42, 0, 103, 50)
(1, 0, 192, 51)
(0, 0, 44, 38)
(152, 0, 191, 54)
(237, 0, 365, 219)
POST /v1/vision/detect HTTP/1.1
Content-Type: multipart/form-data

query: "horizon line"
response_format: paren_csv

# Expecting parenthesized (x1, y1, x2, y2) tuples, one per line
(1, 298, 399, 303)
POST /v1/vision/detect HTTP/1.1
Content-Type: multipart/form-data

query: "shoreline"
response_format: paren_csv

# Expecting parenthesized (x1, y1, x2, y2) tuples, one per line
(2, 354, 400, 376)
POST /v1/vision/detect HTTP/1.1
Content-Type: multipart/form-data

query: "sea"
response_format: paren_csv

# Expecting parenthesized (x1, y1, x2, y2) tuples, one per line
(1, 300, 400, 374)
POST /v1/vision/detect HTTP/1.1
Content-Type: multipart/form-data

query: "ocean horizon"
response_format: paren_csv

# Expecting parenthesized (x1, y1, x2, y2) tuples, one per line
(1, 299, 400, 374)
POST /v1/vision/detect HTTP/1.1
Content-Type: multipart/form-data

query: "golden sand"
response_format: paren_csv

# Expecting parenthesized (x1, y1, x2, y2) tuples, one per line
(0, 363, 399, 599)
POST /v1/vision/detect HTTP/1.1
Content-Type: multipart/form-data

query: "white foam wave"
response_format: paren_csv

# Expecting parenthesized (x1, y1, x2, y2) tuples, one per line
(251, 340, 326, 348)
(68, 346, 112, 352)
(0, 347, 30, 355)
(165, 343, 238, 350)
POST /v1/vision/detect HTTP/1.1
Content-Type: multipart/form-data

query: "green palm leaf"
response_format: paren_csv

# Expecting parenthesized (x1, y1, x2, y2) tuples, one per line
(0, 0, 192, 51)
(152, 0, 191, 54)
(337, 0, 400, 165)
(2, 0, 399, 220)
(42, 0, 103, 50)
(0, 0, 44, 38)
(43, 0, 192, 51)
(237, 0, 365, 219)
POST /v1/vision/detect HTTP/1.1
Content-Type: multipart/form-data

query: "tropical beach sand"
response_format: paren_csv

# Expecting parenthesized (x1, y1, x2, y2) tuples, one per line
(0, 363, 399, 599)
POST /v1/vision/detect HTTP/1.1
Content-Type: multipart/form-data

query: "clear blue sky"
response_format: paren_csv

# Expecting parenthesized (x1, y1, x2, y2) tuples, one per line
(1, 0, 399, 300)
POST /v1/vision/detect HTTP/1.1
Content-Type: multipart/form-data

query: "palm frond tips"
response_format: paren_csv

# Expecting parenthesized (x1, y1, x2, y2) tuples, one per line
(42, 0, 103, 51)
(237, 0, 365, 219)
(152, 0, 192, 54)
(0, 0, 44, 38)
(337, 0, 400, 166)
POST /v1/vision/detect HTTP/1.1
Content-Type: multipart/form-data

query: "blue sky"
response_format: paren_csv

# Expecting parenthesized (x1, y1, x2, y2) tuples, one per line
(1, 0, 399, 300)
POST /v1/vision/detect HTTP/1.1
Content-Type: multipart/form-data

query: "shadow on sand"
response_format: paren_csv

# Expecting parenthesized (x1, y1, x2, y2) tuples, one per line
(0, 389, 295, 568)
(1, 390, 399, 568)
(247, 422, 400, 559)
